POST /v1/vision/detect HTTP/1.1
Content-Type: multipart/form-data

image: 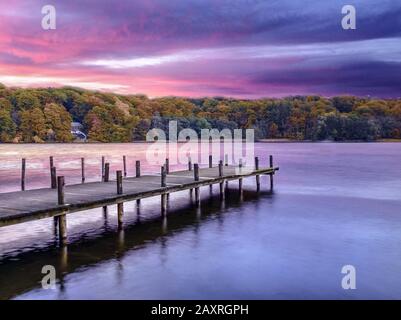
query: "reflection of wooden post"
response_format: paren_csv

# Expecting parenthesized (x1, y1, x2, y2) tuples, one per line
(57, 176, 67, 244)
(81, 158, 85, 183)
(116, 170, 123, 228)
(255, 157, 260, 192)
(269, 155, 274, 191)
(21, 158, 26, 191)
(194, 164, 200, 207)
(51, 167, 57, 189)
(123, 156, 127, 177)
(104, 163, 110, 182)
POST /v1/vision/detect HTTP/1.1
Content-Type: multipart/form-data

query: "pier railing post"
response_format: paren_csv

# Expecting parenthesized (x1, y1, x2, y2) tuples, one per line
(57, 176, 67, 244)
(116, 170, 123, 195)
(51, 167, 57, 189)
(81, 157, 85, 183)
(135, 160, 141, 205)
(136, 160, 141, 177)
(165, 158, 169, 174)
(225, 154, 228, 166)
(219, 160, 225, 198)
(161, 166, 167, 215)
(49, 156, 54, 173)
(255, 157, 260, 192)
(104, 163, 110, 182)
(269, 155, 274, 191)
(238, 158, 243, 194)
(101, 156, 105, 181)
(188, 156, 192, 171)
(116, 170, 123, 228)
(123, 156, 127, 177)
(194, 163, 200, 207)
(209, 155, 212, 168)
(57, 176, 65, 205)
(21, 158, 26, 191)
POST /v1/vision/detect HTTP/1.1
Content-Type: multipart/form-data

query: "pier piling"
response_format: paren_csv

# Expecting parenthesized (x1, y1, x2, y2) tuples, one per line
(104, 163, 110, 182)
(51, 167, 57, 189)
(57, 176, 67, 244)
(81, 158, 85, 183)
(219, 160, 225, 198)
(194, 164, 200, 207)
(21, 158, 26, 191)
(116, 170, 123, 228)
(123, 156, 127, 177)
(269, 155, 274, 191)
(255, 157, 260, 192)
(239, 159, 243, 194)
(136, 160, 141, 177)
(161, 166, 167, 215)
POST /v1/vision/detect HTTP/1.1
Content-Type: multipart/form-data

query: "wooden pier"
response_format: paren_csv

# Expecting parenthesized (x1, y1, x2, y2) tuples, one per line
(0, 156, 279, 245)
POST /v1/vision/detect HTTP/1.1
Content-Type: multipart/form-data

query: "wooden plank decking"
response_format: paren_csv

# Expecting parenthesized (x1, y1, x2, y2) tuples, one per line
(0, 165, 278, 227)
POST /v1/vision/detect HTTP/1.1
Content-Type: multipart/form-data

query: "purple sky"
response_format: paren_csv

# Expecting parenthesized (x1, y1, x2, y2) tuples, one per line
(0, 0, 400, 98)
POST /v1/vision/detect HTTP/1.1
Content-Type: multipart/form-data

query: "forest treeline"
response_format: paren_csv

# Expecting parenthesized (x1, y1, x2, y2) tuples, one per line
(0, 83, 400, 143)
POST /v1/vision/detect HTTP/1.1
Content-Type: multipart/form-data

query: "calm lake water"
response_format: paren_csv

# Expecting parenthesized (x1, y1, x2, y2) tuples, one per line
(0, 142, 400, 299)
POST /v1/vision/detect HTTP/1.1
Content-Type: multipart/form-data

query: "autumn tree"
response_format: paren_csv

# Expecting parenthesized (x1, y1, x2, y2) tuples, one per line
(19, 107, 47, 142)
(44, 103, 73, 142)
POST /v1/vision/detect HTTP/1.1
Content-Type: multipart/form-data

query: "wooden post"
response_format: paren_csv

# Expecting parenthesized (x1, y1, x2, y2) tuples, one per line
(101, 156, 105, 181)
(194, 163, 199, 181)
(225, 154, 228, 166)
(50, 156, 56, 188)
(161, 166, 167, 187)
(123, 156, 127, 177)
(219, 160, 224, 198)
(238, 159, 243, 194)
(116, 170, 123, 194)
(116, 170, 123, 228)
(104, 163, 110, 182)
(161, 166, 167, 215)
(136, 160, 141, 177)
(135, 160, 141, 205)
(57, 176, 67, 244)
(194, 164, 200, 207)
(255, 156, 260, 192)
(21, 158, 26, 191)
(57, 176, 65, 205)
(269, 155, 274, 191)
(209, 155, 212, 168)
(81, 157, 85, 183)
(188, 156, 192, 171)
(51, 166, 57, 189)
(165, 158, 169, 174)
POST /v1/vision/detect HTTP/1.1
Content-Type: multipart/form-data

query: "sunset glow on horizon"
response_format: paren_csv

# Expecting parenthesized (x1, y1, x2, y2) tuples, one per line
(0, 0, 400, 98)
